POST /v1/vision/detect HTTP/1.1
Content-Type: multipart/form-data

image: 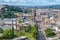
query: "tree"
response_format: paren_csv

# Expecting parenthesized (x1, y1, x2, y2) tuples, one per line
(0, 27, 3, 34)
(1, 11, 17, 18)
(2, 29, 14, 39)
(31, 25, 38, 38)
(45, 28, 56, 37)
(17, 31, 25, 36)
(25, 25, 31, 32)
(5, 5, 23, 12)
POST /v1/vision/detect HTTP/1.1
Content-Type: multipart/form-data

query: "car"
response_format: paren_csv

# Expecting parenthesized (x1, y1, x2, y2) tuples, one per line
(13, 36, 30, 40)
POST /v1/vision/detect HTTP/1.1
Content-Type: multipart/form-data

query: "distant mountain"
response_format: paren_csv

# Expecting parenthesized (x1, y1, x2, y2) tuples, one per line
(3, 5, 60, 9)
(39, 5, 60, 9)
(18, 5, 60, 9)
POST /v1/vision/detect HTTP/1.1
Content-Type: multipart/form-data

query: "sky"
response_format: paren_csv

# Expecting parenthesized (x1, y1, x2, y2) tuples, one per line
(0, 0, 60, 6)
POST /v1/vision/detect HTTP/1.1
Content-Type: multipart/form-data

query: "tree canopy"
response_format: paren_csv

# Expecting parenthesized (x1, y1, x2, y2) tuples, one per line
(45, 28, 56, 37)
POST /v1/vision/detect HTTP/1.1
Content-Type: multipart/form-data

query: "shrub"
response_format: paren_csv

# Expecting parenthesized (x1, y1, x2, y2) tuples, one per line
(2, 29, 14, 39)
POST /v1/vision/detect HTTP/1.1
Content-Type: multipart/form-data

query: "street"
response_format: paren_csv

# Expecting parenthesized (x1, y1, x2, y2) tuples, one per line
(36, 20, 46, 40)
(35, 13, 46, 40)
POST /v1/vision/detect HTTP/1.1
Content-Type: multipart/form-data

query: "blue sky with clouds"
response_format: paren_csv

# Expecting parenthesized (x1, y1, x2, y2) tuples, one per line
(0, 0, 60, 6)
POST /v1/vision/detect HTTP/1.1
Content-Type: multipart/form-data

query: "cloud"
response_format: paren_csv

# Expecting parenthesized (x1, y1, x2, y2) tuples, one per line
(0, 0, 60, 6)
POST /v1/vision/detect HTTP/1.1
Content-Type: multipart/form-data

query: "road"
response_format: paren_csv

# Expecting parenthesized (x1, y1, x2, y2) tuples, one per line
(35, 17, 46, 40)
(35, 11, 46, 40)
